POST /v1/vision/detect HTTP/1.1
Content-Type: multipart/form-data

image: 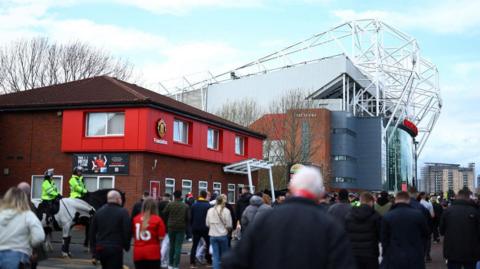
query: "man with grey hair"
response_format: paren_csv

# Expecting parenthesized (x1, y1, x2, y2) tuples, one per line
(222, 166, 356, 269)
(90, 190, 131, 269)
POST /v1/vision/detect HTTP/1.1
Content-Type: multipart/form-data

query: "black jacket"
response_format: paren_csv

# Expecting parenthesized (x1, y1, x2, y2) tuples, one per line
(222, 197, 356, 269)
(190, 199, 211, 232)
(157, 200, 169, 224)
(235, 193, 252, 224)
(345, 204, 381, 258)
(90, 203, 131, 252)
(131, 199, 143, 220)
(381, 203, 428, 269)
(327, 201, 351, 227)
(440, 199, 480, 262)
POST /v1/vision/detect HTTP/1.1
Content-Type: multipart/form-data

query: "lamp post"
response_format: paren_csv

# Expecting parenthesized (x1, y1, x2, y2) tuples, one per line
(414, 139, 419, 190)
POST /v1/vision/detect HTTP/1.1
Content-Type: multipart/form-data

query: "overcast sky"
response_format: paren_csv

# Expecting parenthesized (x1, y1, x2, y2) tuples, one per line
(1, 0, 479, 176)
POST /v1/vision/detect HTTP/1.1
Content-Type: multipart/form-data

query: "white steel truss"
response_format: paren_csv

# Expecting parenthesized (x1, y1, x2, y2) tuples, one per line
(223, 159, 275, 200)
(166, 19, 442, 156)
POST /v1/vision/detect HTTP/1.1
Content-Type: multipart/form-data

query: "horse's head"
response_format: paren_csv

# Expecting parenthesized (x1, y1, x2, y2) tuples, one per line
(86, 188, 126, 209)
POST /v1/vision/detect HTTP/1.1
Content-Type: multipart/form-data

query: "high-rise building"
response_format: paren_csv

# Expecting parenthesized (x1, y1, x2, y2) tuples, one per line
(421, 163, 475, 194)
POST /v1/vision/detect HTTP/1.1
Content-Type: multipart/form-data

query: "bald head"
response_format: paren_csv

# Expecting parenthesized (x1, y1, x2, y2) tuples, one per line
(17, 182, 31, 196)
(107, 190, 122, 205)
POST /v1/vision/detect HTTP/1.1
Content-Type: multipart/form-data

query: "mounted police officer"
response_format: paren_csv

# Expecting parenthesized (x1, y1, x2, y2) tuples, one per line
(69, 166, 88, 200)
(41, 168, 62, 223)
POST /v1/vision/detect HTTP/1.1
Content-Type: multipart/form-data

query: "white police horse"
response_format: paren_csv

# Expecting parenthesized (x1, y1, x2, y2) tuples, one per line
(41, 198, 94, 257)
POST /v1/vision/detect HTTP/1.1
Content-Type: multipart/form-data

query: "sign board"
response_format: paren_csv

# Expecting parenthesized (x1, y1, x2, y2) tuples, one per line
(401, 182, 408, 192)
(73, 153, 129, 175)
(150, 180, 160, 199)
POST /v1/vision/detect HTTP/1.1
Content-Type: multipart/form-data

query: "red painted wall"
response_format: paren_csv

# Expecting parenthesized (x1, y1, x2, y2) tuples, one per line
(61, 107, 263, 164)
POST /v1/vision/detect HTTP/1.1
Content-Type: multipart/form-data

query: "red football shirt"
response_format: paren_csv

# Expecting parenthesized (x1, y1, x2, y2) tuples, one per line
(132, 214, 166, 261)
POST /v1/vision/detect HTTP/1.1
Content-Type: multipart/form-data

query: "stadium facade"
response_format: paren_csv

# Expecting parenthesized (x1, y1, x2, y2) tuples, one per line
(165, 19, 442, 191)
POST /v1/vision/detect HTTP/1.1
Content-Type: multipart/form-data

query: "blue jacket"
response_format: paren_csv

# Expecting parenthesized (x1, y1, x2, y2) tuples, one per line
(190, 199, 211, 232)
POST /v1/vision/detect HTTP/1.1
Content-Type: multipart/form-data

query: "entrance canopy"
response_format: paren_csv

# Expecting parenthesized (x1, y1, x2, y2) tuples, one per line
(223, 159, 275, 201)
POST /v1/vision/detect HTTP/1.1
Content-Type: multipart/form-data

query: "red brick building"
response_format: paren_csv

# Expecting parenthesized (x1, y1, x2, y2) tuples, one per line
(0, 76, 264, 208)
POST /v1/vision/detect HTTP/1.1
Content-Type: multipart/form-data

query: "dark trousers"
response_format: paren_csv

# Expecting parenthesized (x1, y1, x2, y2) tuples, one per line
(190, 230, 212, 265)
(355, 256, 379, 269)
(432, 221, 440, 241)
(168, 231, 185, 268)
(134, 260, 160, 269)
(96, 245, 123, 269)
(447, 261, 476, 269)
(425, 234, 432, 258)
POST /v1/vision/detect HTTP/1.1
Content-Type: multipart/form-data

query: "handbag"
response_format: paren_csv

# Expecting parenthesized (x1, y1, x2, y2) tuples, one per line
(215, 207, 232, 233)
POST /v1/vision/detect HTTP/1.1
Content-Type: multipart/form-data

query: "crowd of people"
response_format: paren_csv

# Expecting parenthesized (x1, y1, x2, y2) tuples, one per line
(1, 165, 480, 269)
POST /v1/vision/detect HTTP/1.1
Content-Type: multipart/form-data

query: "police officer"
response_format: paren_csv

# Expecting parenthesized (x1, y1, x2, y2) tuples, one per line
(69, 166, 88, 199)
(41, 168, 61, 222)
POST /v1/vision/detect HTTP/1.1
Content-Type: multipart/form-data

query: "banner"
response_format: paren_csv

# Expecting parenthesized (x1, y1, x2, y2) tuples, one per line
(73, 153, 129, 175)
(150, 181, 160, 199)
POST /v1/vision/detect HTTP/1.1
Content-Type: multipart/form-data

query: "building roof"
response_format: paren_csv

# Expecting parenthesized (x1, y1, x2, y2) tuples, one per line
(0, 76, 265, 139)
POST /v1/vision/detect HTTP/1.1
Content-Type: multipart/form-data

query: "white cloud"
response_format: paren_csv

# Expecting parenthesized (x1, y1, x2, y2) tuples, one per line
(332, 0, 480, 34)
(113, 0, 264, 15)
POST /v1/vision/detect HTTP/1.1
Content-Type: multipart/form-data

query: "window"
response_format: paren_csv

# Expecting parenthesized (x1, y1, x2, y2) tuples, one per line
(213, 182, 222, 194)
(165, 178, 175, 195)
(332, 155, 357, 161)
(238, 184, 255, 193)
(173, 119, 189, 144)
(31, 175, 63, 200)
(84, 176, 114, 191)
(199, 181, 208, 194)
(301, 121, 310, 162)
(182, 179, 192, 197)
(86, 112, 125, 136)
(227, 184, 236, 204)
(332, 128, 357, 137)
(207, 128, 220, 150)
(235, 136, 245, 155)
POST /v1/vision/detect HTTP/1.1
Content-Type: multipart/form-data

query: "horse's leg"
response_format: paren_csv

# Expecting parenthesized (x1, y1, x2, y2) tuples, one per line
(61, 224, 72, 258)
(83, 220, 91, 253)
(43, 227, 53, 252)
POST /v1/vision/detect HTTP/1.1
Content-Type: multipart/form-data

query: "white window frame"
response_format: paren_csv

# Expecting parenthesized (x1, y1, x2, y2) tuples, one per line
(235, 135, 245, 155)
(207, 128, 220, 150)
(86, 112, 125, 137)
(227, 184, 236, 204)
(198, 181, 208, 194)
(173, 119, 189, 144)
(31, 175, 63, 201)
(213, 182, 222, 194)
(182, 179, 192, 196)
(165, 178, 175, 195)
(83, 175, 115, 192)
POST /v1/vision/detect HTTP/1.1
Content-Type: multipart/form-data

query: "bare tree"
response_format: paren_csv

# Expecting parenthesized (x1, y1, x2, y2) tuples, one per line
(214, 98, 262, 127)
(253, 90, 330, 188)
(0, 37, 134, 93)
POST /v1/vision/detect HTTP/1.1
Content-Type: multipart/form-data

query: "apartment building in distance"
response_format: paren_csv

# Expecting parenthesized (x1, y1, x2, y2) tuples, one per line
(421, 163, 475, 194)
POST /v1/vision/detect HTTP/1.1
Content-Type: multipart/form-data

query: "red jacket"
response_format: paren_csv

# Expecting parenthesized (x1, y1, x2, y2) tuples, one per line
(132, 214, 166, 261)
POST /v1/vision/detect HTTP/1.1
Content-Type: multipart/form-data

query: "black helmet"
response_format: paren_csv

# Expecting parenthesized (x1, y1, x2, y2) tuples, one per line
(73, 166, 83, 174)
(44, 168, 54, 178)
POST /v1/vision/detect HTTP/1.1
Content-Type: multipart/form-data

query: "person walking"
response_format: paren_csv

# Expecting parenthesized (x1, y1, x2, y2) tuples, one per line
(222, 167, 356, 269)
(235, 186, 252, 235)
(163, 190, 189, 269)
(327, 188, 352, 227)
(157, 193, 171, 268)
(0, 187, 45, 269)
(240, 194, 263, 233)
(374, 191, 392, 216)
(132, 198, 166, 269)
(381, 191, 428, 269)
(255, 193, 272, 221)
(440, 189, 480, 269)
(345, 192, 382, 269)
(431, 195, 443, 243)
(69, 166, 88, 199)
(418, 192, 434, 262)
(206, 194, 232, 269)
(189, 190, 212, 268)
(90, 190, 131, 269)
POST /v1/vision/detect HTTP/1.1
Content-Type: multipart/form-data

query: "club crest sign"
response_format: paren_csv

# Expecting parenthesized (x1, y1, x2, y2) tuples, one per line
(154, 119, 168, 144)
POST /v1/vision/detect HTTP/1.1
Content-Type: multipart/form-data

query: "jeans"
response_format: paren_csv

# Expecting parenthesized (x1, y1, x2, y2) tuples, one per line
(161, 234, 169, 267)
(448, 261, 476, 269)
(0, 250, 30, 269)
(210, 236, 229, 269)
(168, 231, 185, 268)
(355, 256, 379, 269)
(95, 245, 123, 269)
(190, 230, 212, 265)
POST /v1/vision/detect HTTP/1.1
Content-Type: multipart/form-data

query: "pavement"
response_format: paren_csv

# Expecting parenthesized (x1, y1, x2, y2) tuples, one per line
(37, 227, 447, 269)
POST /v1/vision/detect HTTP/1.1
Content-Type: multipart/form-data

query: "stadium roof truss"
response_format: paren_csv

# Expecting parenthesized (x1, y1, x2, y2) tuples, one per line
(166, 19, 442, 156)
